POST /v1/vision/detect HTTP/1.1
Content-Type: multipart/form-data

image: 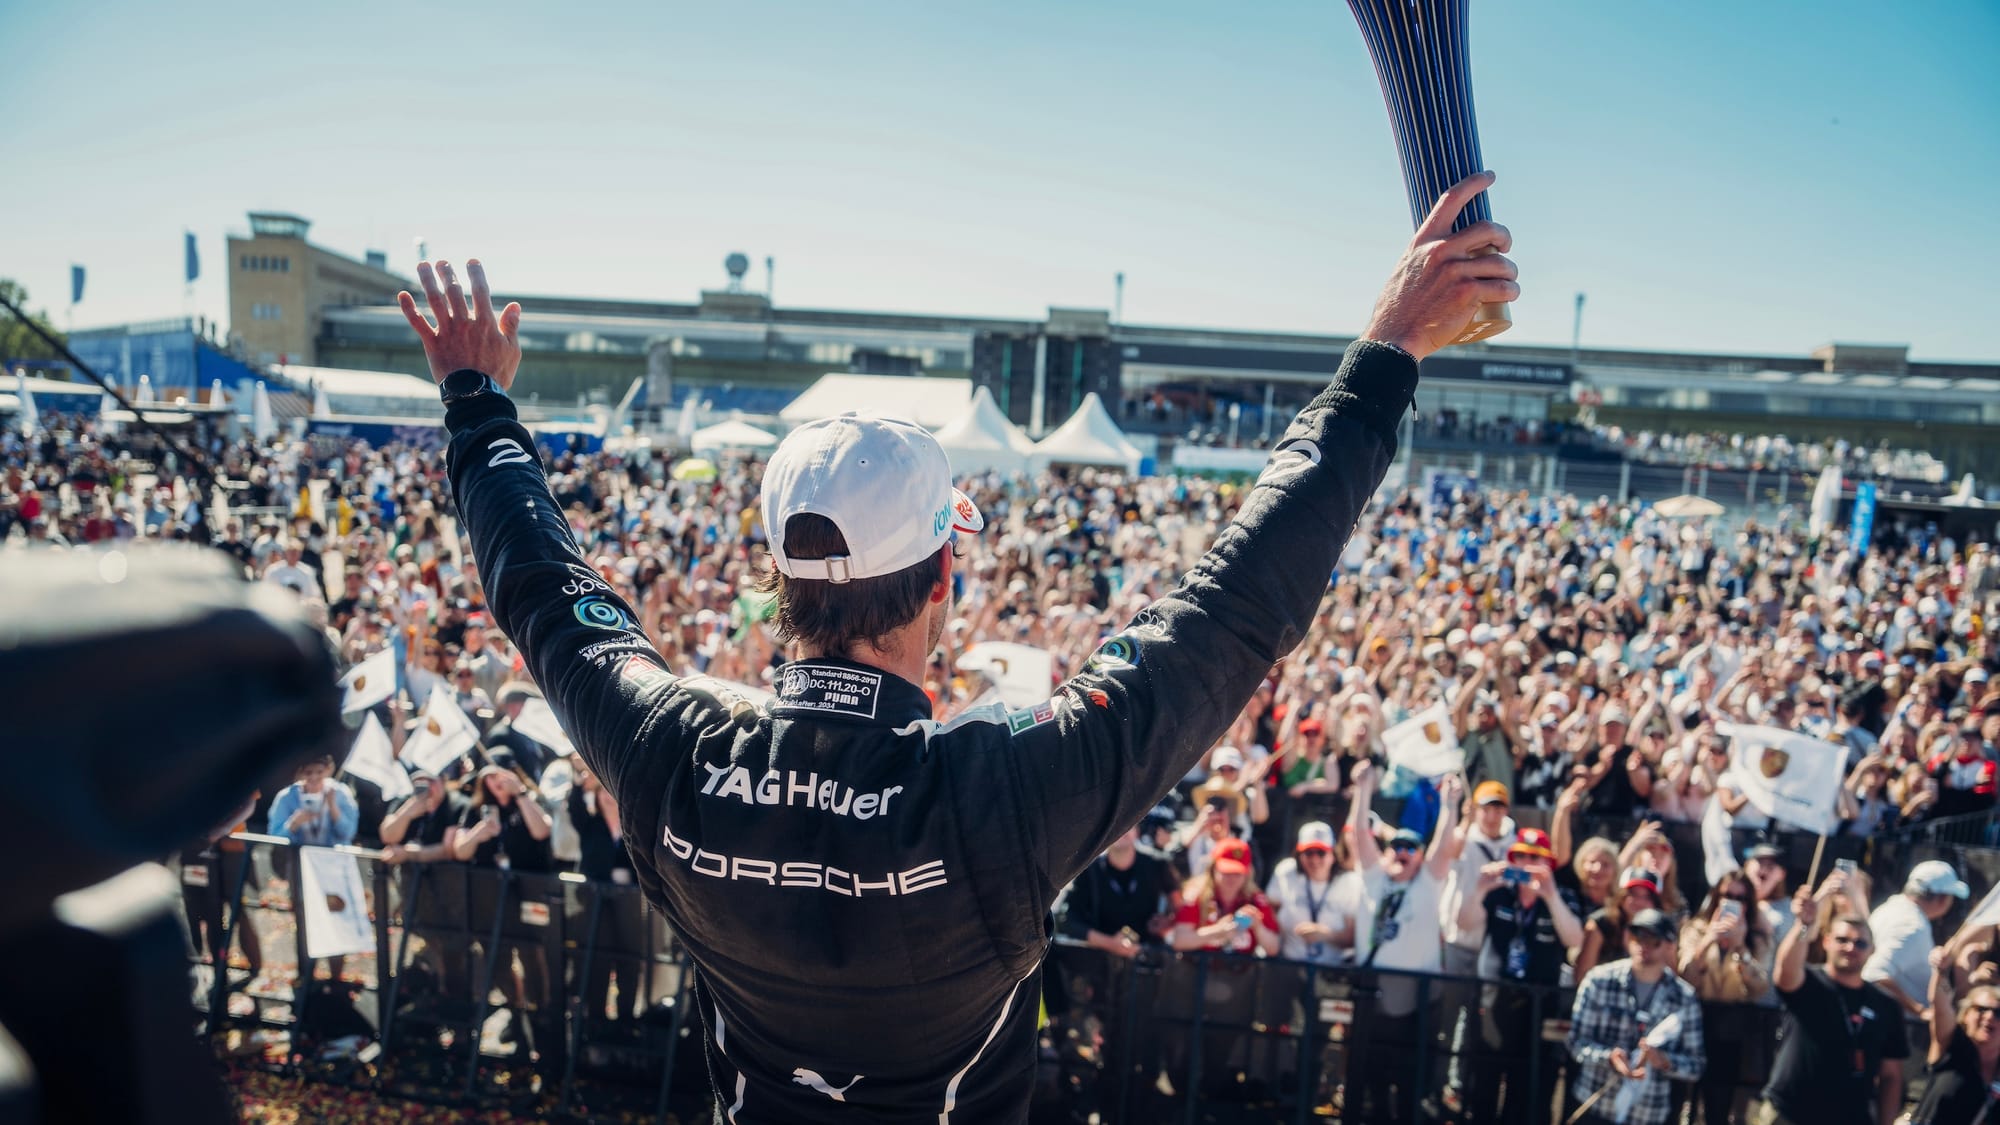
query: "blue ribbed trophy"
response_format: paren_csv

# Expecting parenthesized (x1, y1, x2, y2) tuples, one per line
(1347, 0, 1510, 344)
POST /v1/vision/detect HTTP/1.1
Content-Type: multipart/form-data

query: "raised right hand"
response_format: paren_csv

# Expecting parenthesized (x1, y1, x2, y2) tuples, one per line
(1792, 884, 1818, 930)
(1350, 759, 1377, 790)
(1359, 171, 1519, 362)
(399, 259, 523, 390)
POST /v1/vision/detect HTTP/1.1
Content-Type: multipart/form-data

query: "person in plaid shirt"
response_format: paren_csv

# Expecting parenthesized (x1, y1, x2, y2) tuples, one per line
(1567, 908, 1706, 1125)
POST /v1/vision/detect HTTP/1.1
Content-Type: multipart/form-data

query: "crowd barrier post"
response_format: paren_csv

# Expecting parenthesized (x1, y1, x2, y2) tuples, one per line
(1182, 953, 1209, 1125)
(461, 866, 512, 1100)
(1113, 952, 1139, 1124)
(656, 939, 693, 1124)
(557, 871, 600, 1112)
(372, 856, 393, 1042)
(375, 860, 422, 1054)
(1528, 984, 1545, 1123)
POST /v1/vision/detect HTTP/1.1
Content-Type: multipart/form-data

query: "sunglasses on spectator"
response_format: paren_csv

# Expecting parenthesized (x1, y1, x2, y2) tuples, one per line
(1388, 841, 1422, 854)
(1829, 934, 1872, 950)
(1971, 1004, 2000, 1017)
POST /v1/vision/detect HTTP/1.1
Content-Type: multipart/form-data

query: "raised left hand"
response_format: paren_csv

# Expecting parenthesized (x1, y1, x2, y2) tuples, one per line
(399, 260, 523, 390)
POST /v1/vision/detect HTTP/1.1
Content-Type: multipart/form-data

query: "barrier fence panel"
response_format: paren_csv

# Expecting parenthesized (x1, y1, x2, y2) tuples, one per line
(182, 832, 1980, 1121)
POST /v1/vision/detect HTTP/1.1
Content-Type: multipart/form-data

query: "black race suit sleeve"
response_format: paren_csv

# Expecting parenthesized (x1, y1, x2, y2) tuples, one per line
(1008, 340, 1416, 891)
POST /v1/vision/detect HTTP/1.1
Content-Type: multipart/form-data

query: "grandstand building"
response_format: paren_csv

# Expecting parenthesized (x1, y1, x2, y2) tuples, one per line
(193, 211, 1987, 480)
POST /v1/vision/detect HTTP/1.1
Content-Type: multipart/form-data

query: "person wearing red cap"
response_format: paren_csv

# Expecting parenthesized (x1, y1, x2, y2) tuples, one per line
(1167, 838, 1279, 956)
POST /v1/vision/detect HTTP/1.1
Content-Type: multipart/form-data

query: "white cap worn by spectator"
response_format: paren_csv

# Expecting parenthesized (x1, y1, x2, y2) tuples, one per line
(1212, 746, 1246, 771)
(1296, 821, 1336, 852)
(761, 413, 984, 583)
(1469, 623, 1496, 646)
(1906, 860, 1971, 899)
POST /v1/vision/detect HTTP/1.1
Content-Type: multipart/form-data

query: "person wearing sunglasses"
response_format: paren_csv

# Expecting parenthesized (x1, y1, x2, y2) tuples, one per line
(1757, 874, 1909, 1125)
(1912, 942, 2000, 1125)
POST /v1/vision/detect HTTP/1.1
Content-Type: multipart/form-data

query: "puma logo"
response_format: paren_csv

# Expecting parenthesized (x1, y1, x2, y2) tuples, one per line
(792, 1067, 861, 1102)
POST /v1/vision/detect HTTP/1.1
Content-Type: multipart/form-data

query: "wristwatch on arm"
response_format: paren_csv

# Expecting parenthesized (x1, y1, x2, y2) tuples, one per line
(439, 368, 502, 404)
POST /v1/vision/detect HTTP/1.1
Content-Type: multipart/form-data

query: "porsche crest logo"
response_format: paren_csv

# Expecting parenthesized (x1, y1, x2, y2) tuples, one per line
(1760, 749, 1790, 779)
(352, 674, 367, 692)
(426, 718, 442, 736)
(325, 894, 348, 914)
(1422, 721, 1443, 744)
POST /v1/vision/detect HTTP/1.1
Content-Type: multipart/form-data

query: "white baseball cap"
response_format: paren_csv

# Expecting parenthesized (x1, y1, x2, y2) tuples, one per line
(1212, 746, 1246, 771)
(1296, 821, 1336, 852)
(761, 414, 983, 583)
(1906, 860, 1970, 899)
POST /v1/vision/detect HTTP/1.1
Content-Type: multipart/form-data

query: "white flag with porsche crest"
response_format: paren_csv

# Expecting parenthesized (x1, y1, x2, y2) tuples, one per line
(1718, 721, 1845, 835)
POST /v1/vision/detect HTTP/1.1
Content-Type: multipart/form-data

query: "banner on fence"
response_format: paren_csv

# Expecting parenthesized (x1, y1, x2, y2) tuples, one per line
(1718, 721, 1845, 835)
(1384, 703, 1462, 778)
(298, 847, 375, 959)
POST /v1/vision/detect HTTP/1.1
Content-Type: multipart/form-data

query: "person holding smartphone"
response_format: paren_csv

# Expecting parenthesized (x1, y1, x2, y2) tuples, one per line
(1460, 826, 1584, 1125)
(267, 753, 359, 848)
(1680, 871, 1775, 1124)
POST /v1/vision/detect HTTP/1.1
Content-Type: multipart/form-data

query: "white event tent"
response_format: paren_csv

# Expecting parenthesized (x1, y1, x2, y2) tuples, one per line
(1032, 392, 1143, 474)
(931, 386, 1035, 476)
(691, 419, 779, 455)
(780, 374, 970, 432)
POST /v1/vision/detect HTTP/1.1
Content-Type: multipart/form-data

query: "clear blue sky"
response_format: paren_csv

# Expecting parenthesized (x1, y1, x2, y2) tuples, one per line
(6, 0, 1996, 361)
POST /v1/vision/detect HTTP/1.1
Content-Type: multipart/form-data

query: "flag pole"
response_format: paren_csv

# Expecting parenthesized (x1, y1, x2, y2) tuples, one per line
(1807, 832, 1828, 888)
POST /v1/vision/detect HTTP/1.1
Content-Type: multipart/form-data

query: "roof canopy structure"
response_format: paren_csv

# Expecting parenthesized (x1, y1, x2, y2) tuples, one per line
(779, 373, 970, 432)
(931, 385, 1035, 477)
(1032, 392, 1142, 474)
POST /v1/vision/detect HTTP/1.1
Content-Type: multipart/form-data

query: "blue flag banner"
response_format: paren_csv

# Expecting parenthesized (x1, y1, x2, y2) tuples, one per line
(70, 265, 85, 305)
(1849, 482, 1878, 554)
(184, 232, 200, 284)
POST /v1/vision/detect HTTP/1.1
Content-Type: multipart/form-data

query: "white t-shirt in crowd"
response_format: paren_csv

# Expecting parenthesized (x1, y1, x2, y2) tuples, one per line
(1267, 858, 1360, 966)
(1354, 865, 1443, 1016)
(1863, 893, 1934, 1007)
(1442, 817, 1516, 950)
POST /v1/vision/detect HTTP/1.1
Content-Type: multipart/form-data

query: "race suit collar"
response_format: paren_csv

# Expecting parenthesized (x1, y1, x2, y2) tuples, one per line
(771, 658, 931, 725)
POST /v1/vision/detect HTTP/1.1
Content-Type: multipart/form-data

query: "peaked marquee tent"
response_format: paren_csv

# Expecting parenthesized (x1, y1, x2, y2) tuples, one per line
(690, 419, 779, 454)
(779, 374, 971, 432)
(1032, 392, 1143, 474)
(931, 385, 1035, 476)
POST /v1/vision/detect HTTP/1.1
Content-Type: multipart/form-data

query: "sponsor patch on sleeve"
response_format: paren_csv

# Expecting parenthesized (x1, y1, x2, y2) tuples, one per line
(1084, 633, 1141, 673)
(1006, 699, 1058, 736)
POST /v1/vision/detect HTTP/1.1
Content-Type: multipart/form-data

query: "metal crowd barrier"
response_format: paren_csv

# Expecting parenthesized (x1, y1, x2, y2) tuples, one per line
(1040, 940, 1800, 1125)
(179, 832, 1968, 1122)
(177, 834, 700, 1121)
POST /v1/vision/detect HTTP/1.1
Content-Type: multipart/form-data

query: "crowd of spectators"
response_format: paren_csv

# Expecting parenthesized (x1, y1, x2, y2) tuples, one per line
(7, 405, 2000, 1123)
(1602, 427, 1951, 484)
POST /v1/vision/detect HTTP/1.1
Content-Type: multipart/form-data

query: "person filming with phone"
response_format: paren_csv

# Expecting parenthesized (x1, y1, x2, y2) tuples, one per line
(1458, 824, 1583, 1124)
(268, 753, 359, 848)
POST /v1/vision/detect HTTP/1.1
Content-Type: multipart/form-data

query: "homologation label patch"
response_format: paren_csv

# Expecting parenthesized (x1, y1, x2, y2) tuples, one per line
(778, 663, 884, 720)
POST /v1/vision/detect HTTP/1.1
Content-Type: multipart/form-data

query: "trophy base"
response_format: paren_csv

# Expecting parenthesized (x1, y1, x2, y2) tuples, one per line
(1449, 302, 1511, 345)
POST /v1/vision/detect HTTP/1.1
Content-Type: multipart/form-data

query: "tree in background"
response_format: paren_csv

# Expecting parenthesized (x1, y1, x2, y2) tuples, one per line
(0, 280, 69, 368)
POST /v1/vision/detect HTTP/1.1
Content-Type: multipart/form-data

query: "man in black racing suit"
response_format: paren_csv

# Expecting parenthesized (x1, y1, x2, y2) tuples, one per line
(400, 170, 1517, 1123)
